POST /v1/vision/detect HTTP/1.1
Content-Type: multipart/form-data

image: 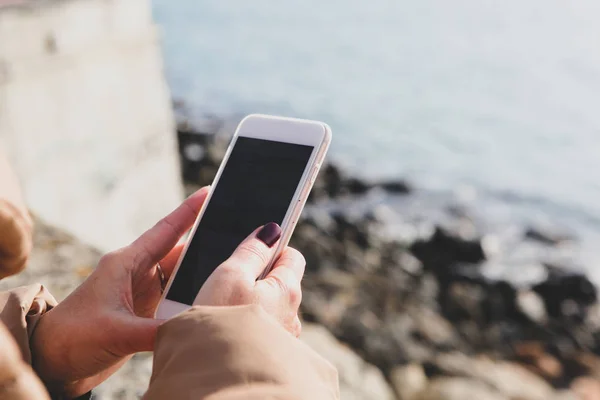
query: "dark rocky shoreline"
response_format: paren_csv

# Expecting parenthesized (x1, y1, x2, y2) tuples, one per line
(177, 118, 600, 399)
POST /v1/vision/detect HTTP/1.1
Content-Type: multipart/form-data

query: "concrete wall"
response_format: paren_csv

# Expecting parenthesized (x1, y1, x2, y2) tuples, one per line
(0, 0, 184, 251)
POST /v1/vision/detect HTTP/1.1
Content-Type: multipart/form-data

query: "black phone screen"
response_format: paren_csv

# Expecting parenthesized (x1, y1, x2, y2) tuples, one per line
(166, 137, 315, 305)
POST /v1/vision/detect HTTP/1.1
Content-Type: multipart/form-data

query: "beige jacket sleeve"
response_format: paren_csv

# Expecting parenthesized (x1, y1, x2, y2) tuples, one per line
(0, 285, 57, 400)
(0, 147, 50, 399)
(145, 305, 340, 400)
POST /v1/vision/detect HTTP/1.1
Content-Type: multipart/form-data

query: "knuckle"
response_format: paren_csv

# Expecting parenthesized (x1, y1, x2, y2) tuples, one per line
(278, 247, 306, 278)
(269, 273, 289, 297)
(97, 250, 132, 278)
(158, 216, 181, 238)
(288, 283, 303, 308)
(293, 319, 302, 337)
(269, 271, 302, 308)
(98, 251, 120, 267)
(180, 199, 200, 223)
(131, 240, 153, 268)
(284, 316, 302, 337)
(237, 242, 269, 265)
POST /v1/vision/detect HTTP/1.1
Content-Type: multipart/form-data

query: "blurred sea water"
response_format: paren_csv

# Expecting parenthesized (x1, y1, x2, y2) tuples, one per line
(152, 1, 600, 278)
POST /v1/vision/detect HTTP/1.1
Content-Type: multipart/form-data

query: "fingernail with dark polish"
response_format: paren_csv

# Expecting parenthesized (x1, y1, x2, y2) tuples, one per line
(257, 222, 282, 248)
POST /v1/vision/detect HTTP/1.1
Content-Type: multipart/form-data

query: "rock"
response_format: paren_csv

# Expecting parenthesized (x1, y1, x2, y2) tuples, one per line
(412, 308, 456, 348)
(525, 227, 573, 246)
(300, 289, 343, 328)
(437, 274, 527, 329)
(430, 353, 555, 400)
(385, 314, 436, 363)
(362, 329, 408, 373)
(516, 291, 547, 324)
(481, 235, 502, 259)
(409, 226, 486, 273)
(532, 355, 563, 382)
(416, 377, 507, 400)
(482, 281, 521, 323)
(177, 129, 216, 184)
(301, 324, 395, 400)
(513, 342, 563, 383)
(532, 273, 597, 320)
(378, 180, 412, 194)
(307, 186, 330, 203)
(331, 213, 372, 250)
(390, 364, 428, 400)
(440, 281, 486, 323)
(346, 177, 373, 195)
(335, 310, 426, 374)
(552, 391, 581, 400)
(571, 377, 600, 400)
(413, 273, 441, 309)
(322, 164, 345, 198)
(291, 223, 340, 272)
(365, 204, 398, 224)
(574, 353, 600, 381)
(440, 217, 478, 241)
(309, 267, 358, 292)
(397, 251, 424, 275)
(516, 290, 548, 325)
(304, 209, 337, 233)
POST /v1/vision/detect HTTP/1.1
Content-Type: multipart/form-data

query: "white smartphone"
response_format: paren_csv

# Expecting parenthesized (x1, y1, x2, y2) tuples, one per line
(156, 114, 332, 319)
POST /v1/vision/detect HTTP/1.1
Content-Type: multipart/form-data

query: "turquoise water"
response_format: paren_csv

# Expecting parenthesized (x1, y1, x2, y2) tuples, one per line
(152, 0, 600, 269)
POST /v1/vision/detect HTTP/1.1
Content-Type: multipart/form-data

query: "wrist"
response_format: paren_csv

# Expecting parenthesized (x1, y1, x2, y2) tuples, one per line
(30, 310, 75, 397)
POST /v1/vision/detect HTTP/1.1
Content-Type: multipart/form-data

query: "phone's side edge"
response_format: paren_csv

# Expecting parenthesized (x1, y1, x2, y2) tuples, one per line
(257, 123, 332, 280)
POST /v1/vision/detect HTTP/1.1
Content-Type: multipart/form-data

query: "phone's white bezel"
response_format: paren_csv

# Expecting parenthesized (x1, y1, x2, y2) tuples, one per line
(156, 114, 331, 320)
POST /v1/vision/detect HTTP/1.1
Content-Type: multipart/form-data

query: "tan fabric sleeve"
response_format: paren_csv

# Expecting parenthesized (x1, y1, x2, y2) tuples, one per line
(0, 285, 58, 364)
(0, 285, 57, 400)
(0, 147, 33, 279)
(0, 322, 50, 400)
(144, 305, 339, 400)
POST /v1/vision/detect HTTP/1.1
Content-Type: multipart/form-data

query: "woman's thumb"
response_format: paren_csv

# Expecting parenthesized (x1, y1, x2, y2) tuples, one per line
(223, 223, 282, 281)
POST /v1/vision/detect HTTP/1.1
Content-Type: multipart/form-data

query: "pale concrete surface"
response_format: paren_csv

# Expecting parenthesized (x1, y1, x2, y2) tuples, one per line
(0, 0, 183, 251)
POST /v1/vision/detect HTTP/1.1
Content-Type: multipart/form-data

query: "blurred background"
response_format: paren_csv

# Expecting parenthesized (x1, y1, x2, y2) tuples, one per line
(2, 0, 600, 399)
(155, 0, 600, 282)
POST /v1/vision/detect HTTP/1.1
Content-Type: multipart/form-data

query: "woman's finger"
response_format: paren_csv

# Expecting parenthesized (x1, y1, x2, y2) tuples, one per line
(220, 223, 282, 282)
(158, 243, 185, 281)
(291, 314, 302, 338)
(268, 247, 306, 281)
(126, 187, 210, 271)
(255, 247, 305, 308)
(256, 259, 303, 310)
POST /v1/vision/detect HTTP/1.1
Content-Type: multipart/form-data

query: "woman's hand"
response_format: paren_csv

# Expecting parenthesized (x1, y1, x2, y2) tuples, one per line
(31, 187, 306, 398)
(31, 187, 211, 397)
(195, 222, 305, 336)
